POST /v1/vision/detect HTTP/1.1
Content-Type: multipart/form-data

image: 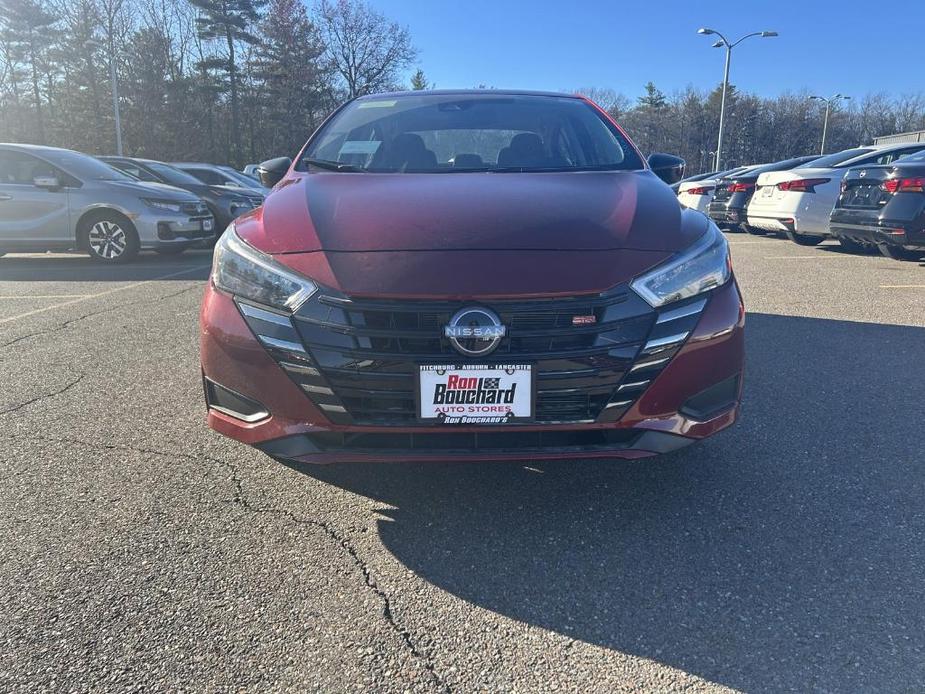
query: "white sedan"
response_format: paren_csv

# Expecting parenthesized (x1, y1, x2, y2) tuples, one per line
(746, 143, 925, 246)
(677, 166, 752, 214)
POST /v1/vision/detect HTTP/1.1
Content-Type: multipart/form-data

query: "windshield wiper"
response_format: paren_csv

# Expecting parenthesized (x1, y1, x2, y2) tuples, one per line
(302, 157, 365, 172)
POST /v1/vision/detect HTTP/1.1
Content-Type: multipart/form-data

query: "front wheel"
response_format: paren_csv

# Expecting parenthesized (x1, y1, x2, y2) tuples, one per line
(878, 244, 922, 261)
(82, 212, 139, 263)
(785, 231, 824, 247)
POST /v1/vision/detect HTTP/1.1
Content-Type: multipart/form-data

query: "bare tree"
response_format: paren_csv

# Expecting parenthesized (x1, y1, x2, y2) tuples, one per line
(315, 0, 415, 98)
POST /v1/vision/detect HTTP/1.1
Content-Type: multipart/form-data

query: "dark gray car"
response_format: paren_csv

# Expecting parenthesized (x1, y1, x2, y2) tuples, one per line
(101, 156, 263, 232)
(0, 143, 214, 262)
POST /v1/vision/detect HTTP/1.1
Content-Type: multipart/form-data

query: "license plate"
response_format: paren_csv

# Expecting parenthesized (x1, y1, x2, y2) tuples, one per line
(202, 219, 214, 231)
(418, 364, 533, 424)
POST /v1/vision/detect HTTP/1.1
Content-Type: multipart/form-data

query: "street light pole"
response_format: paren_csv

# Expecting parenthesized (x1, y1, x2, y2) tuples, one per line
(109, 52, 123, 155)
(85, 39, 123, 155)
(715, 45, 731, 173)
(698, 28, 778, 171)
(809, 94, 850, 155)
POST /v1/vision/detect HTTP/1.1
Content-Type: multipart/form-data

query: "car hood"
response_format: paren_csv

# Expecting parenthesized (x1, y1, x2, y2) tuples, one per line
(235, 170, 708, 297)
(108, 180, 199, 201)
(240, 170, 701, 253)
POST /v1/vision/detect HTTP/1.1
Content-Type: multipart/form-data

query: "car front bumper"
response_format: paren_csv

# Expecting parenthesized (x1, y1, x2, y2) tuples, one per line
(200, 279, 746, 464)
(135, 211, 216, 249)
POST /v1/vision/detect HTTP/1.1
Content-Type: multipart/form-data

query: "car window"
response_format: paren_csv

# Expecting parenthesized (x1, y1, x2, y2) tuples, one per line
(0, 150, 59, 185)
(853, 146, 925, 166)
(799, 148, 874, 169)
(110, 161, 159, 182)
(183, 167, 227, 185)
(303, 93, 642, 173)
(896, 149, 925, 163)
(147, 162, 203, 186)
(882, 146, 925, 164)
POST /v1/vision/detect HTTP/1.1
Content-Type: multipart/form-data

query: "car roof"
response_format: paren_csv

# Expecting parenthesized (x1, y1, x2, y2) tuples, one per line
(354, 89, 581, 101)
(0, 142, 87, 156)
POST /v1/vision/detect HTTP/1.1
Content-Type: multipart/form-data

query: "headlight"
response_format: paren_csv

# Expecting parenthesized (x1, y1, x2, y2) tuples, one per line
(631, 223, 731, 307)
(142, 198, 183, 213)
(212, 226, 317, 312)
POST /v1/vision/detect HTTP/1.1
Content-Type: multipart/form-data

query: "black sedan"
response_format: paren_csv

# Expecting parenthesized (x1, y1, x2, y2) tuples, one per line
(829, 149, 925, 260)
(708, 156, 820, 233)
(101, 157, 264, 233)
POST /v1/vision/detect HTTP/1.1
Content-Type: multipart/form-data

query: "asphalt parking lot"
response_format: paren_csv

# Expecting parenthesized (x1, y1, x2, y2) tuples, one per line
(1, 237, 924, 693)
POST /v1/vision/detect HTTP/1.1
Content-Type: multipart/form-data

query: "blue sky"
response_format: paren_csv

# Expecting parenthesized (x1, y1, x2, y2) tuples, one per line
(365, 1, 923, 100)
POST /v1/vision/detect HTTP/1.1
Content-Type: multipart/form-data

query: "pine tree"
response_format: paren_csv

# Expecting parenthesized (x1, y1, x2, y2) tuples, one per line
(410, 68, 429, 90)
(252, 0, 325, 155)
(188, 0, 266, 163)
(637, 81, 666, 109)
(0, 0, 59, 142)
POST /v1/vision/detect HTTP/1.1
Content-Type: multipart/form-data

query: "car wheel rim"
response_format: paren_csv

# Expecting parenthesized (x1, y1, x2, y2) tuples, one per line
(88, 221, 127, 259)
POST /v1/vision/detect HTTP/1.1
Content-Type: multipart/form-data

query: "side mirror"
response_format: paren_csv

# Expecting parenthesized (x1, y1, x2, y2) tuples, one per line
(33, 174, 61, 189)
(256, 157, 292, 188)
(647, 153, 686, 185)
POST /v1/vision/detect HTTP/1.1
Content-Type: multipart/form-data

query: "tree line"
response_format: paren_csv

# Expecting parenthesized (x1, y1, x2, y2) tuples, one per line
(0, 0, 417, 166)
(580, 83, 925, 174)
(2, 0, 924, 172)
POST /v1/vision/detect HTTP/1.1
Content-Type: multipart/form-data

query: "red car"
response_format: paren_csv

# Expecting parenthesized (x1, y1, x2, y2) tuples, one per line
(200, 91, 744, 464)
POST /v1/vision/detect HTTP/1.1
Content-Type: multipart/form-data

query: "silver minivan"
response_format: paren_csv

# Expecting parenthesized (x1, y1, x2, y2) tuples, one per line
(0, 143, 214, 262)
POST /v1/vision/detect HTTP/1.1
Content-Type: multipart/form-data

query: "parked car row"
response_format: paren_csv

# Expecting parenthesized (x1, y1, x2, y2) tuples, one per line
(0, 143, 268, 262)
(677, 142, 925, 260)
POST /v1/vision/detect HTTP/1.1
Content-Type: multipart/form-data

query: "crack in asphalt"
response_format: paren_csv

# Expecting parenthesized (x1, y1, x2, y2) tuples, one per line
(0, 285, 201, 353)
(0, 373, 85, 415)
(4, 433, 451, 693)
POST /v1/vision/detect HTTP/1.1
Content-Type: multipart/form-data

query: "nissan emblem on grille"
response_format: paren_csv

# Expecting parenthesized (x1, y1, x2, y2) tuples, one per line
(444, 307, 507, 357)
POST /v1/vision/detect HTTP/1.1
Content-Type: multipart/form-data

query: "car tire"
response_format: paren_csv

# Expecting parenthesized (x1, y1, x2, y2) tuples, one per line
(80, 211, 140, 263)
(154, 245, 187, 256)
(877, 243, 922, 261)
(836, 237, 871, 254)
(785, 231, 824, 247)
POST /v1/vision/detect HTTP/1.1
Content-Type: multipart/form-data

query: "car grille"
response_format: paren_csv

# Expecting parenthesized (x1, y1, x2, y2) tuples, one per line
(236, 286, 709, 426)
(181, 201, 211, 218)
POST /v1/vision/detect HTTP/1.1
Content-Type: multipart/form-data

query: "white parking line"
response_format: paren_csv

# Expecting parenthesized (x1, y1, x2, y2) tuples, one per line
(764, 255, 865, 260)
(879, 284, 925, 289)
(0, 265, 209, 325)
(0, 295, 92, 299)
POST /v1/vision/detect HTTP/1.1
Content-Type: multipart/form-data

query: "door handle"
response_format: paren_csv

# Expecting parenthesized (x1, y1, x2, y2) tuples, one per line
(0, 194, 12, 201)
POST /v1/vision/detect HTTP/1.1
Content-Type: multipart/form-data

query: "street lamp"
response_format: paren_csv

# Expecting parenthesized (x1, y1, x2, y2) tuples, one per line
(809, 94, 851, 155)
(698, 27, 778, 171)
(85, 39, 123, 155)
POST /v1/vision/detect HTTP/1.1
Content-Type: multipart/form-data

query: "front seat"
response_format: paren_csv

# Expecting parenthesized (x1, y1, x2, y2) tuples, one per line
(383, 133, 438, 171)
(497, 133, 546, 168)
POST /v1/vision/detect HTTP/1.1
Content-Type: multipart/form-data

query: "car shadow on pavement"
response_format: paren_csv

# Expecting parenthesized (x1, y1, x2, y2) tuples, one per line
(284, 312, 925, 692)
(0, 252, 213, 282)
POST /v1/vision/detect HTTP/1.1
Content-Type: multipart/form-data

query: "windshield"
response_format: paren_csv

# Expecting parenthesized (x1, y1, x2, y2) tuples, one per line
(147, 162, 203, 186)
(796, 148, 873, 169)
(218, 165, 266, 188)
(301, 93, 644, 173)
(43, 150, 136, 181)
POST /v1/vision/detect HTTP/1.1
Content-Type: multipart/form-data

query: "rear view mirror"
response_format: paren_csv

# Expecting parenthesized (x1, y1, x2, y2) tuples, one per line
(33, 175, 60, 189)
(647, 153, 686, 185)
(257, 157, 292, 188)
